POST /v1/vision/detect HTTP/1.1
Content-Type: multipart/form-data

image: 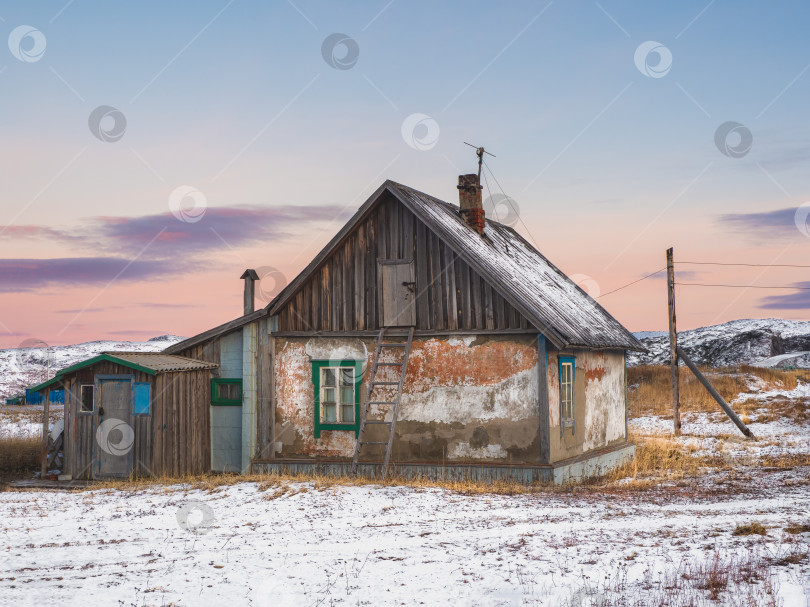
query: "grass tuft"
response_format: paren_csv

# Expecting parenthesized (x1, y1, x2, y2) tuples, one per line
(733, 522, 767, 536)
(0, 437, 40, 475)
(784, 523, 810, 534)
(628, 364, 810, 422)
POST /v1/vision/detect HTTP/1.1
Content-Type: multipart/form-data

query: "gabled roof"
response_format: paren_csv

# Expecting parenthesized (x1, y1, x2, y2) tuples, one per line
(268, 180, 644, 352)
(162, 308, 266, 355)
(28, 353, 218, 393)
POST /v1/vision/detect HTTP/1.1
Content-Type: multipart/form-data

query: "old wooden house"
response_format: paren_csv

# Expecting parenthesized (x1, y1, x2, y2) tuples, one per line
(30, 174, 643, 482)
(157, 174, 645, 482)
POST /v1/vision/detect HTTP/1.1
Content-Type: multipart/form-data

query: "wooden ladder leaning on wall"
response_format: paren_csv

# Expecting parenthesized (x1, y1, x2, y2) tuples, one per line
(351, 326, 415, 479)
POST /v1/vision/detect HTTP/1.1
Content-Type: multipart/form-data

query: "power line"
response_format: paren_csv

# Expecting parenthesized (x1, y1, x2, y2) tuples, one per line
(479, 165, 501, 224)
(481, 159, 540, 248)
(597, 267, 667, 298)
(677, 261, 810, 268)
(676, 282, 810, 290)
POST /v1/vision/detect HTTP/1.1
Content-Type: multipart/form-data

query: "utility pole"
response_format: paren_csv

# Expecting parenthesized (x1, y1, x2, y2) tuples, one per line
(667, 247, 681, 436)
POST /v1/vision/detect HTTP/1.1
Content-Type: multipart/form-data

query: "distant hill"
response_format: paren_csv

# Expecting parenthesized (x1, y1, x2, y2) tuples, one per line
(629, 319, 810, 368)
(0, 335, 186, 401)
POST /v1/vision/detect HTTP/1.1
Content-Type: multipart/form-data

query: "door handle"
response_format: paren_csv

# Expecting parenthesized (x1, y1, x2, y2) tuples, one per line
(98, 406, 105, 417)
(402, 281, 416, 292)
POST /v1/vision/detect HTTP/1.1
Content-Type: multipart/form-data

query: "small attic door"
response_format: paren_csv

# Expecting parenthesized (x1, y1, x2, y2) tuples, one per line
(378, 259, 416, 327)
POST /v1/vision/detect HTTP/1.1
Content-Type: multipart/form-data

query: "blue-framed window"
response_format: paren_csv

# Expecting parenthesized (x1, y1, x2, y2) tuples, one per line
(559, 355, 576, 435)
(133, 383, 151, 415)
(312, 360, 363, 438)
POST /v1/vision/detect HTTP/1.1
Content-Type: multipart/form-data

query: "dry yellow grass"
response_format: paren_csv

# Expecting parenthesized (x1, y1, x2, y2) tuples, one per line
(37, 470, 537, 496)
(0, 437, 40, 475)
(628, 364, 810, 421)
(602, 433, 717, 488)
(0, 405, 62, 428)
(732, 523, 767, 536)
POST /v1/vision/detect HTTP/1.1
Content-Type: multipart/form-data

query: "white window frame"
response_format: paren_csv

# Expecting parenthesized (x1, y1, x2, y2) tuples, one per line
(559, 356, 575, 435)
(319, 366, 356, 424)
(80, 384, 95, 413)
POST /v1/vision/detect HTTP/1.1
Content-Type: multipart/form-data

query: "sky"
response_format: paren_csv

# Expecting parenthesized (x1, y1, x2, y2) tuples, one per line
(1, 0, 809, 347)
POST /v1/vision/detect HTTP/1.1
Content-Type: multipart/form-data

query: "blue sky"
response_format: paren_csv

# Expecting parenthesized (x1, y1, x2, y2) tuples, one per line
(1, 0, 809, 345)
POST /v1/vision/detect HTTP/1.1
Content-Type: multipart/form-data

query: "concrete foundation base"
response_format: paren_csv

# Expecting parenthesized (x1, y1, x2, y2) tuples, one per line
(251, 442, 635, 485)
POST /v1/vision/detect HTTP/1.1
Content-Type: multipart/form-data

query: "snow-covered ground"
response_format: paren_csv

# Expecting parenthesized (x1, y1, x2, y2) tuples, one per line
(631, 380, 810, 464)
(0, 474, 808, 607)
(1, 365, 808, 605)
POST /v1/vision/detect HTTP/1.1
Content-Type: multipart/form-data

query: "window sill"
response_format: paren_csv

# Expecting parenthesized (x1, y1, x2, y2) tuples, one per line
(315, 423, 359, 438)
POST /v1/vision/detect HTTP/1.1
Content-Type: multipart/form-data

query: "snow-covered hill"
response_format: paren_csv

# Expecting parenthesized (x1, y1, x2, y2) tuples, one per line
(629, 318, 810, 367)
(0, 335, 185, 400)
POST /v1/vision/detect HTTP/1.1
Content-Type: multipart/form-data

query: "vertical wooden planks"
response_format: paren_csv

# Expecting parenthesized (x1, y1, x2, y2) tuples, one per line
(470, 269, 482, 329)
(444, 243, 457, 330)
(342, 240, 352, 331)
(266, 195, 540, 333)
(414, 221, 428, 329)
(355, 223, 365, 330)
(493, 291, 506, 329)
(368, 207, 378, 329)
(459, 261, 472, 329)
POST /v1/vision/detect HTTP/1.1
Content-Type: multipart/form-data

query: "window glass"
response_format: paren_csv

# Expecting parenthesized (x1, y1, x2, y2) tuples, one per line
(323, 403, 337, 422)
(341, 403, 355, 423)
(80, 385, 94, 412)
(320, 366, 355, 424)
(133, 383, 150, 415)
(561, 362, 574, 423)
(218, 382, 241, 402)
(212, 379, 243, 405)
(341, 368, 353, 386)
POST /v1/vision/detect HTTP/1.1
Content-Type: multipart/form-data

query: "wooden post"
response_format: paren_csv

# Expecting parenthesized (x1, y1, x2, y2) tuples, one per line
(40, 388, 50, 478)
(677, 346, 754, 438)
(667, 247, 681, 436)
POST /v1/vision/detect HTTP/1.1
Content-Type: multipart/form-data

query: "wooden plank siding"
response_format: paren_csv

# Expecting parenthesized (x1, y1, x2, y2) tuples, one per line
(61, 360, 211, 479)
(275, 193, 532, 333)
(152, 369, 211, 477)
(173, 339, 222, 367)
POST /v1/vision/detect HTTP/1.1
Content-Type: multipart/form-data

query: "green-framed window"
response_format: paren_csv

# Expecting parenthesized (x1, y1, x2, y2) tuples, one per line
(559, 355, 575, 435)
(212, 378, 243, 406)
(312, 360, 363, 438)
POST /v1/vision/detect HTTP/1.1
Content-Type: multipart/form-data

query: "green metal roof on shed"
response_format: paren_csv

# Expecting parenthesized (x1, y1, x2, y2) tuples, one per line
(27, 353, 218, 393)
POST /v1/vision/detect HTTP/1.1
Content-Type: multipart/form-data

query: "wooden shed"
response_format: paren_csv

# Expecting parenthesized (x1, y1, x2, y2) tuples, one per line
(29, 353, 218, 479)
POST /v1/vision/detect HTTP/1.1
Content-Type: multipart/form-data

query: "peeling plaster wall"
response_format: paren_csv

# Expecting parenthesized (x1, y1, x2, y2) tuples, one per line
(547, 350, 626, 463)
(270, 334, 540, 463)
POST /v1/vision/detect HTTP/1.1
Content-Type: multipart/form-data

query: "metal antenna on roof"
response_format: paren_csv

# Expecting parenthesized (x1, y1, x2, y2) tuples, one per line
(463, 142, 495, 181)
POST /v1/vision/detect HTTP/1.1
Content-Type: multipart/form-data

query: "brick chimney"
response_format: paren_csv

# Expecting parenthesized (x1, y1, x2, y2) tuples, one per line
(457, 174, 485, 234)
(240, 269, 259, 315)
